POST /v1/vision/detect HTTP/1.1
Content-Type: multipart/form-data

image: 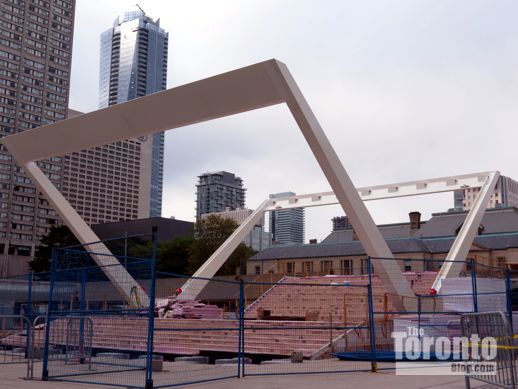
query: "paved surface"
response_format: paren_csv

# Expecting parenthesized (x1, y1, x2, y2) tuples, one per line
(0, 362, 496, 389)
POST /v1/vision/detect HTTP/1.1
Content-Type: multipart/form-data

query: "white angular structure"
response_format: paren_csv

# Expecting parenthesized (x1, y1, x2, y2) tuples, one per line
(1, 59, 495, 309)
(182, 171, 499, 300)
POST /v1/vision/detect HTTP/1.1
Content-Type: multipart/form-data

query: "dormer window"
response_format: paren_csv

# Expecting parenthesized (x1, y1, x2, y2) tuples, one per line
(455, 223, 485, 236)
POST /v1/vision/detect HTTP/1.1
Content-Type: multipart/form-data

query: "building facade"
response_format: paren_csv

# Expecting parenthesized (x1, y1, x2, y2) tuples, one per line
(454, 175, 518, 211)
(200, 208, 271, 252)
(61, 109, 148, 224)
(92, 217, 193, 244)
(0, 0, 76, 276)
(195, 171, 246, 220)
(61, 10, 168, 225)
(249, 207, 518, 276)
(269, 192, 305, 244)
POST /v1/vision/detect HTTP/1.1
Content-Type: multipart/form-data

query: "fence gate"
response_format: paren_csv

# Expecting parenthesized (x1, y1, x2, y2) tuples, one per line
(64, 316, 93, 369)
(461, 311, 517, 389)
(0, 315, 33, 378)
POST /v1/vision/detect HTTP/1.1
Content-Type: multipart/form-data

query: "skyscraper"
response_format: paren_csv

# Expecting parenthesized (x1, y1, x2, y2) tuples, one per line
(195, 171, 246, 219)
(100, 10, 167, 218)
(269, 192, 305, 244)
(0, 0, 76, 275)
(62, 9, 167, 224)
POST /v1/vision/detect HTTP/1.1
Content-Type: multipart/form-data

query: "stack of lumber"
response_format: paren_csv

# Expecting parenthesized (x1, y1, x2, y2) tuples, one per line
(156, 298, 223, 319)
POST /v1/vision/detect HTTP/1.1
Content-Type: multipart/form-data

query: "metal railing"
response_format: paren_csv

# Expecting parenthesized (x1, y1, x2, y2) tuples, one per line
(0, 314, 33, 379)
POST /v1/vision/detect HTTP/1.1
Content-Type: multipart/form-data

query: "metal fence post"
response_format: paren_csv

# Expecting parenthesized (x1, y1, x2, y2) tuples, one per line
(145, 227, 158, 389)
(79, 269, 86, 364)
(505, 267, 513, 331)
(25, 271, 33, 358)
(27, 271, 33, 318)
(238, 279, 244, 378)
(470, 259, 478, 313)
(42, 247, 58, 380)
(417, 295, 422, 340)
(367, 256, 377, 372)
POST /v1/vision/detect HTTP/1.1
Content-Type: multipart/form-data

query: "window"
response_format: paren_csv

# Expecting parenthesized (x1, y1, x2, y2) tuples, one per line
(404, 259, 412, 272)
(302, 261, 313, 275)
(341, 259, 353, 275)
(320, 260, 333, 274)
(254, 266, 260, 275)
(286, 262, 295, 275)
(361, 258, 370, 275)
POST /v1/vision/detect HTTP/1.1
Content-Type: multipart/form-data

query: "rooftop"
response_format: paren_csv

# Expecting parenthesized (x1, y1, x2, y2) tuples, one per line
(250, 207, 518, 261)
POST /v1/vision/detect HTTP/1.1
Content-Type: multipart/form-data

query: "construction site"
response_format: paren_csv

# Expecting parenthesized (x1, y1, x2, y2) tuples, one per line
(0, 60, 515, 389)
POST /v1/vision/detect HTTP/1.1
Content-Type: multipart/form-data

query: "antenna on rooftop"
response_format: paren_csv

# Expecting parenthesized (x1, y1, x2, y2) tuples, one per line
(135, 3, 145, 15)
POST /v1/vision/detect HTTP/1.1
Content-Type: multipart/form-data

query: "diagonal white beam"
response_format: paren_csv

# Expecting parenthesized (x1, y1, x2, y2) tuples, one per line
(180, 200, 270, 300)
(432, 171, 500, 292)
(274, 61, 415, 309)
(23, 162, 149, 306)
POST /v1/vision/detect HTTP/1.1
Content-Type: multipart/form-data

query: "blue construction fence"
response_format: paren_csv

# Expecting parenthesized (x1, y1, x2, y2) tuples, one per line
(367, 257, 515, 371)
(1, 245, 518, 387)
(41, 231, 157, 389)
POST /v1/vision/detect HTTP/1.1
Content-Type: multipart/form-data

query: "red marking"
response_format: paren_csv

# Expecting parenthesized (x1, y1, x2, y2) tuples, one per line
(428, 288, 437, 295)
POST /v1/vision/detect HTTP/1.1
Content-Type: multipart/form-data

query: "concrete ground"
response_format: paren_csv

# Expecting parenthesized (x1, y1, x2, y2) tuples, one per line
(0, 361, 497, 389)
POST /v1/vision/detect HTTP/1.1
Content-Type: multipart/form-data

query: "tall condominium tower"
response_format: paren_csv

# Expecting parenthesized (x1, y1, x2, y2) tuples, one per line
(195, 171, 246, 219)
(269, 192, 305, 244)
(62, 9, 168, 225)
(0, 0, 76, 275)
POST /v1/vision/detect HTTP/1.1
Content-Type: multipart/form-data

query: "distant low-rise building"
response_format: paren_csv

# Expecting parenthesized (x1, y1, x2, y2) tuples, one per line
(248, 207, 518, 276)
(92, 217, 194, 243)
(454, 175, 518, 211)
(331, 216, 352, 231)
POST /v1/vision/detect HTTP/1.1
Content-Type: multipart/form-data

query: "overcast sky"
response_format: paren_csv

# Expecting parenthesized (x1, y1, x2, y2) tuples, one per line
(69, 0, 518, 242)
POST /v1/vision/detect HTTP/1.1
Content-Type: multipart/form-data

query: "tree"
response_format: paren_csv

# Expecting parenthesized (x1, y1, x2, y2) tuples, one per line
(187, 215, 256, 276)
(156, 236, 194, 275)
(29, 225, 80, 273)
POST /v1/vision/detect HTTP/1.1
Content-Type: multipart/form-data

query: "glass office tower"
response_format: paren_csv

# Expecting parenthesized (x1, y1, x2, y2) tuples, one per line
(100, 10, 168, 217)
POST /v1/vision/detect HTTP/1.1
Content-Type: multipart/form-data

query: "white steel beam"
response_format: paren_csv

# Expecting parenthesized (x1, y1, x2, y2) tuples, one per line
(23, 162, 149, 306)
(180, 201, 270, 300)
(432, 171, 500, 292)
(0, 59, 412, 309)
(265, 172, 496, 211)
(274, 62, 415, 309)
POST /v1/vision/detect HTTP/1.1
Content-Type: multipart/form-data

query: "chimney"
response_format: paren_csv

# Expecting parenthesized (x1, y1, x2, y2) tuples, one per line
(409, 211, 421, 230)
(309, 239, 318, 244)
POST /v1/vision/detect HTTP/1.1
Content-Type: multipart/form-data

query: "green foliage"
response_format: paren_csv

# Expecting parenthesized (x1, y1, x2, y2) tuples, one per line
(187, 215, 256, 275)
(29, 215, 256, 277)
(29, 225, 80, 273)
(156, 236, 194, 274)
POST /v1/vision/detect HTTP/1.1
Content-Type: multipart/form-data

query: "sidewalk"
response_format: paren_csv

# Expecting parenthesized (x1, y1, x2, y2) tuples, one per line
(0, 362, 491, 389)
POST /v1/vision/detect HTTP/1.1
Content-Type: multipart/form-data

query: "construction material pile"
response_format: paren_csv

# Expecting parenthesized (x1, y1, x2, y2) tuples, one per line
(156, 298, 223, 319)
